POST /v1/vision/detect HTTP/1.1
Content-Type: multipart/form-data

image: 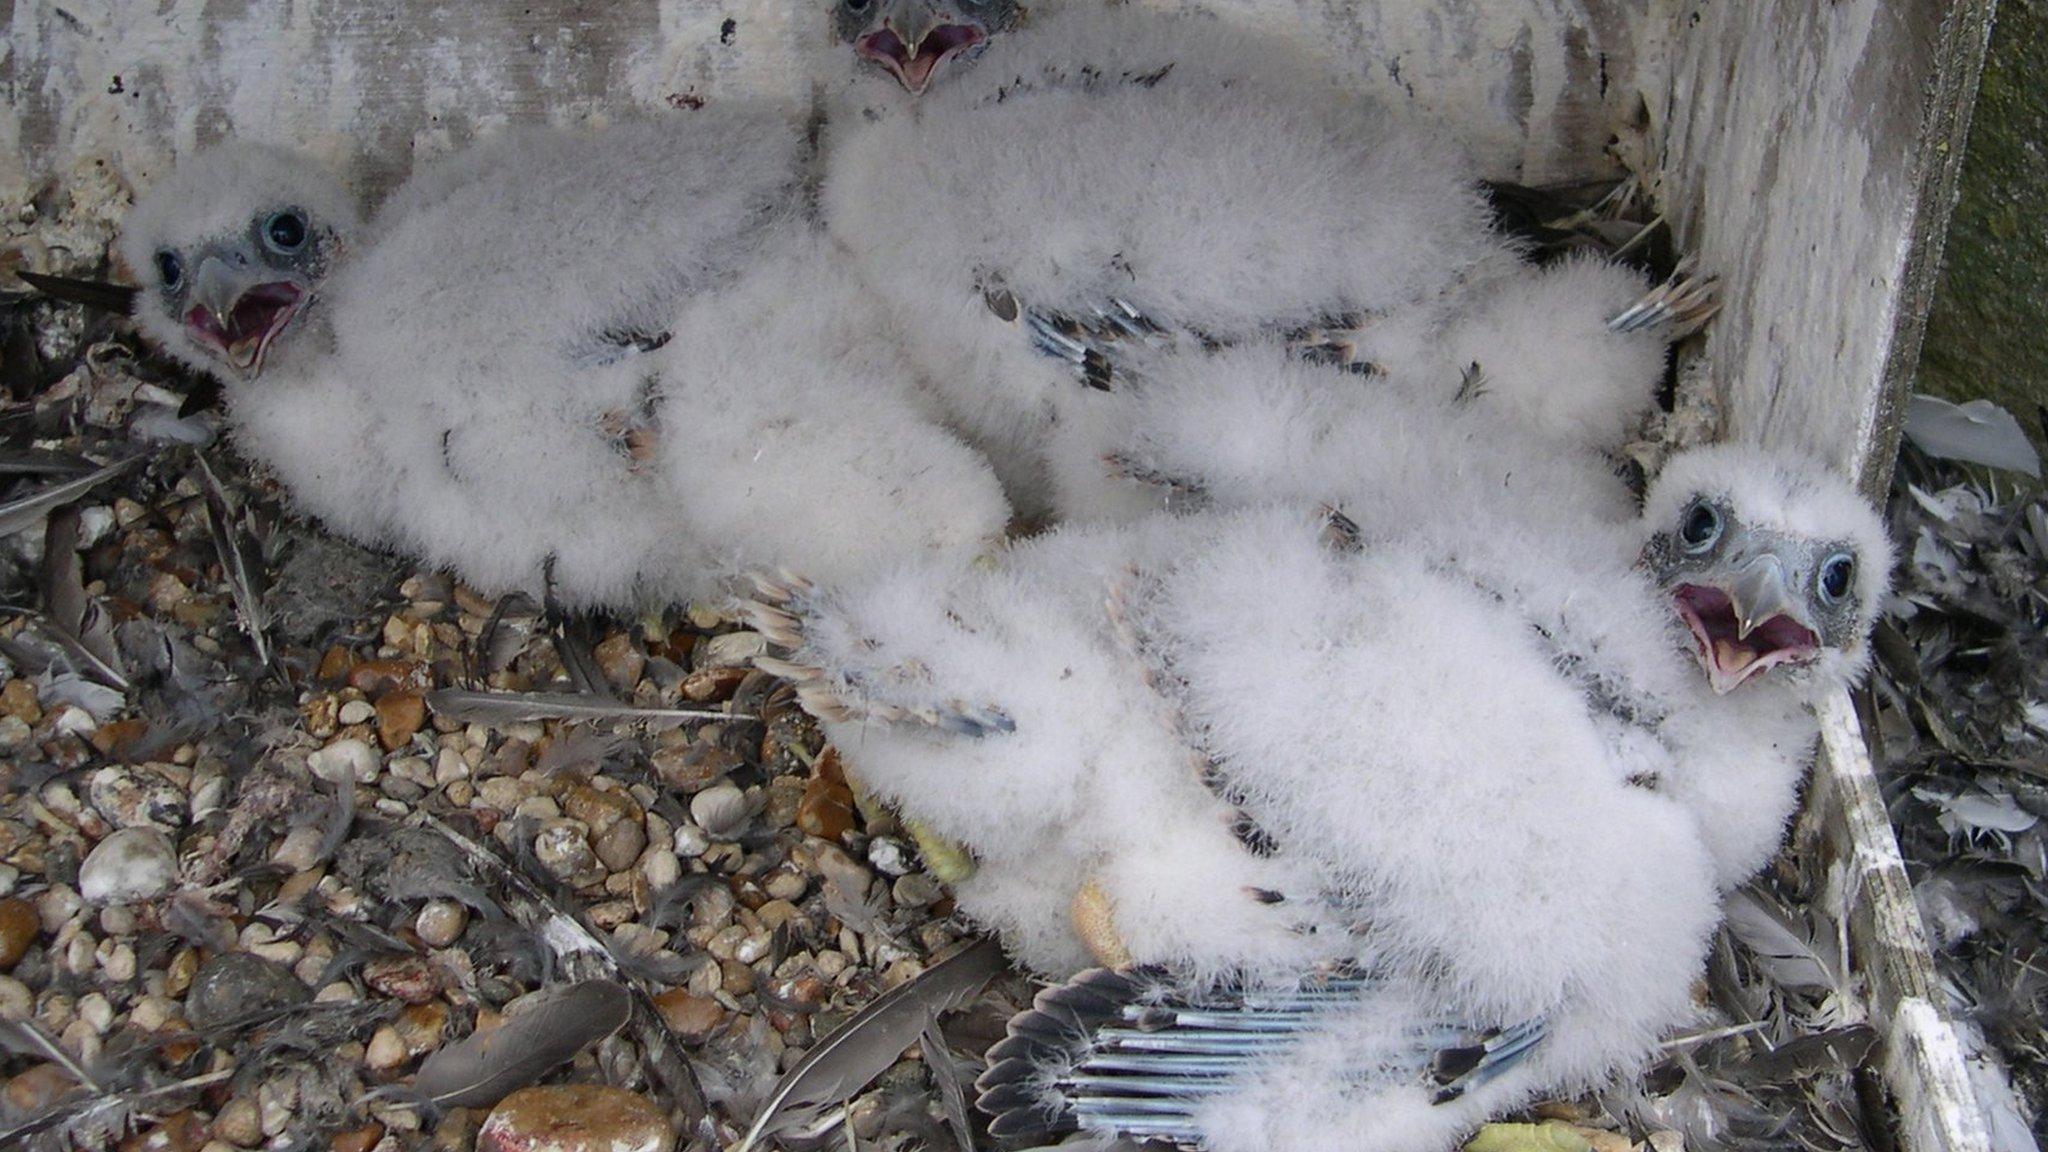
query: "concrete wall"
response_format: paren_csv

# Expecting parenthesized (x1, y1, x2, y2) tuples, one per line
(2, 2, 1655, 211)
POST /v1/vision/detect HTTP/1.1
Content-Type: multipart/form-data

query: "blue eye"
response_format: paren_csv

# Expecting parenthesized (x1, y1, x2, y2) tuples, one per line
(1678, 501, 1722, 552)
(263, 210, 308, 253)
(155, 250, 183, 289)
(1818, 553, 1855, 603)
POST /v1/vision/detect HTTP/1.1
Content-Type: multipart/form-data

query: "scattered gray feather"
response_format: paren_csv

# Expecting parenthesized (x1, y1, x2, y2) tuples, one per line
(425, 688, 736, 726)
(409, 979, 632, 1108)
(734, 937, 1008, 1152)
(0, 453, 144, 538)
(1905, 395, 2042, 478)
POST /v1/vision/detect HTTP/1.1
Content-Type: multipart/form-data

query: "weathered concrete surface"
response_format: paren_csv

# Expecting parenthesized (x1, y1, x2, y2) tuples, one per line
(1917, 0, 2048, 456)
(1, 1, 1655, 205)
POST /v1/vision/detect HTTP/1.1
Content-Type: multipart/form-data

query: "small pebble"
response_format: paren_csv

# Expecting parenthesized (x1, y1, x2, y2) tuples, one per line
(478, 1084, 675, 1152)
(362, 955, 442, 1004)
(376, 690, 426, 751)
(269, 824, 327, 871)
(97, 939, 137, 982)
(593, 820, 647, 873)
(532, 820, 598, 884)
(866, 837, 913, 877)
(0, 898, 38, 969)
(88, 766, 186, 829)
(364, 1025, 409, 1072)
(690, 784, 750, 839)
(416, 900, 469, 948)
(79, 827, 177, 905)
(337, 699, 376, 726)
(309, 738, 379, 785)
(185, 954, 309, 1031)
(652, 989, 724, 1043)
(212, 1095, 262, 1146)
(0, 975, 33, 1019)
(672, 823, 711, 858)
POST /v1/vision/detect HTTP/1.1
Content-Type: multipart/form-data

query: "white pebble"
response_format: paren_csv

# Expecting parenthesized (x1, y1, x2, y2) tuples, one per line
(270, 824, 327, 871)
(76, 992, 113, 1034)
(308, 738, 379, 785)
(79, 828, 177, 905)
(97, 939, 137, 982)
(338, 700, 376, 726)
(672, 824, 711, 858)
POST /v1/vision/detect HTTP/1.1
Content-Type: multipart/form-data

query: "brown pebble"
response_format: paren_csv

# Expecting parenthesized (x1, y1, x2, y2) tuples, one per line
(87, 718, 150, 759)
(0, 898, 38, 970)
(652, 990, 724, 1044)
(593, 820, 648, 874)
(376, 690, 426, 751)
(118, 1108, 206, 1152)
(347, 659, 426, 695)
(362, 955, 442, 1004)
(315, 646, 355, 685)
(4, 1063, 79, 1115)
(649, 743, 739, 792)
(592, 634, 646, 691)
(719, 957, 756, 997)
(478, 1084, 675, 1152)
(331, 1122, 385, 1152)
(558, 783, 641, 835)
(796, 776, 856, 841)
(679, 666, 749, 702)
(0, 679, 42, 724)
(395, 1001, 450, 1053)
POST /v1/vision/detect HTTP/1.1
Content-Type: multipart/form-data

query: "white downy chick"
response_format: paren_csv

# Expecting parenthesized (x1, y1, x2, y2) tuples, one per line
(963, 446, 1890, 1151)
(116, 120, 1009, 611)
(754, 499, 1721, 1152)
(749, 415, 1890, 1150)
(821, 1, 1705, 523)
(114, 144, 393, 546)
(821, 1, 1504, 521)
(1118, 353, 1895, 885)
(745, 513, 1337, 980)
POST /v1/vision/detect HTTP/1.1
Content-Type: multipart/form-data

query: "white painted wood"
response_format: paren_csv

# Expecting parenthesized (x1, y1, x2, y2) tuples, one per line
(1661, 0, 1996, 494)
(1799, 694, 1991, 1152)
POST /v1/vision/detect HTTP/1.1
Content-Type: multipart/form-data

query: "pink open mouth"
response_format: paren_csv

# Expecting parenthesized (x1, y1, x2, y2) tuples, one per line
(186, 281, 303, 376)
(1672, 584, 1819, 694)
(858, 23, 985, 93)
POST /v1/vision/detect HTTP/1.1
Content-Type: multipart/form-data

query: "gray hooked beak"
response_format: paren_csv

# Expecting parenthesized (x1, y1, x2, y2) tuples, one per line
(182, 252, 308, 377)
(189, 254, 268, 335)
(1724, 550, 1799, 642)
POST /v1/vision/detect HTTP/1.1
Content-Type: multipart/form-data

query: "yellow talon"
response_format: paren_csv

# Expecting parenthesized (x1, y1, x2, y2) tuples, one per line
(903, 816, 977, 884)
(1070, 878, 1133, 968)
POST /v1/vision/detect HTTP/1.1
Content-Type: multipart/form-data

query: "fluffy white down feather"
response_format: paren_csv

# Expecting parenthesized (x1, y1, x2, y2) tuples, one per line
(823, 1, 1678, 523)
(822, 2, 1499, 519)
(777, 500, 1723, 1152)
(119, 119, 1010, 610)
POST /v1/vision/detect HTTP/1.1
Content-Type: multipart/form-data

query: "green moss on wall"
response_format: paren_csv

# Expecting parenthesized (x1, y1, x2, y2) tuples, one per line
(1918, 0, 2048, 447)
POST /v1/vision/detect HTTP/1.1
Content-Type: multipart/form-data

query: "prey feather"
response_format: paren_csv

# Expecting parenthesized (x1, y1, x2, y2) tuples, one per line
(734, 937, 1008, 1152)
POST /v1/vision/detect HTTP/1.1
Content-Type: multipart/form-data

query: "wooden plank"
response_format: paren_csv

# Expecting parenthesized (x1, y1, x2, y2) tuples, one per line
(1806, 694, 1990, 1152)
(1660, 0, 1996, 497)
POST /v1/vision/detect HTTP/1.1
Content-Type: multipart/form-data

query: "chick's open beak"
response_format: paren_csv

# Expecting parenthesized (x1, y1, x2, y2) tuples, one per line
(1672, 550, 1820, 694)
(185, 255, 306, 377)
(857, 0, 988, 93)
